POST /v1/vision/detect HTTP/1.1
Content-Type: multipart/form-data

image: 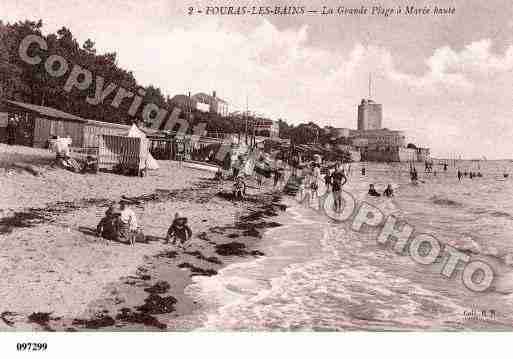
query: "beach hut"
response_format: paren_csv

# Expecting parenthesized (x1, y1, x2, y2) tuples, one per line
(0, 99, 132, 148)
(0, 100, 87, 147)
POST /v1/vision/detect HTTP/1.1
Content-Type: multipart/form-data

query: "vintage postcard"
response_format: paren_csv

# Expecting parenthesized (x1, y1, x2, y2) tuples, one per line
(0, 0, 512, 352)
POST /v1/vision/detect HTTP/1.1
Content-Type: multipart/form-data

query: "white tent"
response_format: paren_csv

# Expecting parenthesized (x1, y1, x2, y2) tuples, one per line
(127, 124, 159, 170)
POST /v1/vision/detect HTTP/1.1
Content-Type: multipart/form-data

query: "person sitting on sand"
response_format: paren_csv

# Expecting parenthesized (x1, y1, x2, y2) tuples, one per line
(368, 184, 381, 197)
(81, 155, 97, 173)
(233, 176, 246, 200)
(96, 205, 121, 241)
(118, 201, 138, 246)
(166, 213, 192, 248)
(383, 184, 394, 197)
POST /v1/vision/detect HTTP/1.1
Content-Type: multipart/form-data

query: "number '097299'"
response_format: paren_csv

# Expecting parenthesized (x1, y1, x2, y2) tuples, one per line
(16, 343, 48, 351)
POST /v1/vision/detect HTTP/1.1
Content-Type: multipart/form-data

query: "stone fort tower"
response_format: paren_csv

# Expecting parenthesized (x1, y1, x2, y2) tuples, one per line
(357, 98, 382, 130)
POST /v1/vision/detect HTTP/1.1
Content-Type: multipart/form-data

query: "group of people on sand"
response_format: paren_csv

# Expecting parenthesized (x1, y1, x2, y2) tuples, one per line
(49, 135, 97, 173)
(96, 201, 192, 249)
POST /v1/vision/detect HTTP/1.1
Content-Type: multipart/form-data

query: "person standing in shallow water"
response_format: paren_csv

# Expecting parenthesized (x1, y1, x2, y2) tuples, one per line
(383, 184, 394, 197)
(330, 163, 347, 212)
(324, 169, 332, 191)
(368, 184, 381, 197)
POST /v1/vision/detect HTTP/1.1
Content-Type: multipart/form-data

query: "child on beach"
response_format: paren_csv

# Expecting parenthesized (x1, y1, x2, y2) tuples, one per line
(96, 205, 121, 242)
(119, 201, 139, 246)
(166, 213, 193, 249)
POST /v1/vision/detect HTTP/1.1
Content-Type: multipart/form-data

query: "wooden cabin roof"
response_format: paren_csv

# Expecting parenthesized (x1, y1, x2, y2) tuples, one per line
(3, 100, 88, 123)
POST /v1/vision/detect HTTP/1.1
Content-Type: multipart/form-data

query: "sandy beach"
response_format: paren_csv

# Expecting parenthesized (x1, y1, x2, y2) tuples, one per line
(0, 144, 285, 331)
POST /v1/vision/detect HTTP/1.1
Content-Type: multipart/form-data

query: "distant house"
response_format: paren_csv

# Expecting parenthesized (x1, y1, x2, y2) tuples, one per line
(254, 117, 279, 138)
(192, 91, 229, 116)
(169, 94, 198, 114)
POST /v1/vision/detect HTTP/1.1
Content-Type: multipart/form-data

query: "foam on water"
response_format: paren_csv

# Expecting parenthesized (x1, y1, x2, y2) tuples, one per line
(185, 161, 513, 330)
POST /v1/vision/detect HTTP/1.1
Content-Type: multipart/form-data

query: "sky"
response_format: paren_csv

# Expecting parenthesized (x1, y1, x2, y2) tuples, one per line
(1, 0, 513, 158)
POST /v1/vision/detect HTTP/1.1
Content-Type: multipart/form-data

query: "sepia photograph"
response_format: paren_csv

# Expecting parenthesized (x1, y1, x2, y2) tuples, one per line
(0, 0, 512, 356)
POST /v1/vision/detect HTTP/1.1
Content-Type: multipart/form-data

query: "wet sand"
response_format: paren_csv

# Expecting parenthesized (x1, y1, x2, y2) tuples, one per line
(0, 144, 284, 331)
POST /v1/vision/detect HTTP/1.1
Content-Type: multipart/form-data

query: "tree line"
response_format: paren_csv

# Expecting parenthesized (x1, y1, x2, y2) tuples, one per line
(0, 19, 337, 146)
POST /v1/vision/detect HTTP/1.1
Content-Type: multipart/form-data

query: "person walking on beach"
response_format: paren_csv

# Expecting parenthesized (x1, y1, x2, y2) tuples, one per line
(457, 169, 462, 181)
(330, 163, 347, 212)
(166, 213, 192, 249)
(309, 174, 319, 205)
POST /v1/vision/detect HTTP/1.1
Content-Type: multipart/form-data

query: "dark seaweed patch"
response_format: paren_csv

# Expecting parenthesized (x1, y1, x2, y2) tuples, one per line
(27, 312, 56, 331)
(155, 250, 179, 259)
(0, 311, 16, 327)
(144, 281, 171, 294)
(177, 262, 218, 276)
(184, 250, 222, 265)
(136, 294, 177, 315)
(72, 314, 115, 329)
(214, 242, 265, 257)
(116, 308, 166, 330)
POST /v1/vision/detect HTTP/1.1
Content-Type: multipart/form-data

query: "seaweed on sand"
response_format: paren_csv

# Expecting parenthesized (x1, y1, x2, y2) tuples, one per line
(144, 281, 171, 294)
(177, 263, 218, 276)
(28, 312, 58, 331)
(136, 294, 178, 315)
(215, 242, 264, 257)
(1, 311, 16, 327)
(155, 250, 179, 259)
(116, 308, 166, 330)
(184, 250, 222, 265)
(72, 313, 115, 329)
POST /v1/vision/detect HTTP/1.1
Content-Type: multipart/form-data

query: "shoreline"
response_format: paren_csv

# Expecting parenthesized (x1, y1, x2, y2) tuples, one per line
(64, 190, 287, 332)
(0, 145, 286, 330)
(0, 146, 286, 330)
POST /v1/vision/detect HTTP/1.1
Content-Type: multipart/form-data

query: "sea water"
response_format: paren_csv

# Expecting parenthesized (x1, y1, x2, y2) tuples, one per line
(186, 161, 513, 330)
